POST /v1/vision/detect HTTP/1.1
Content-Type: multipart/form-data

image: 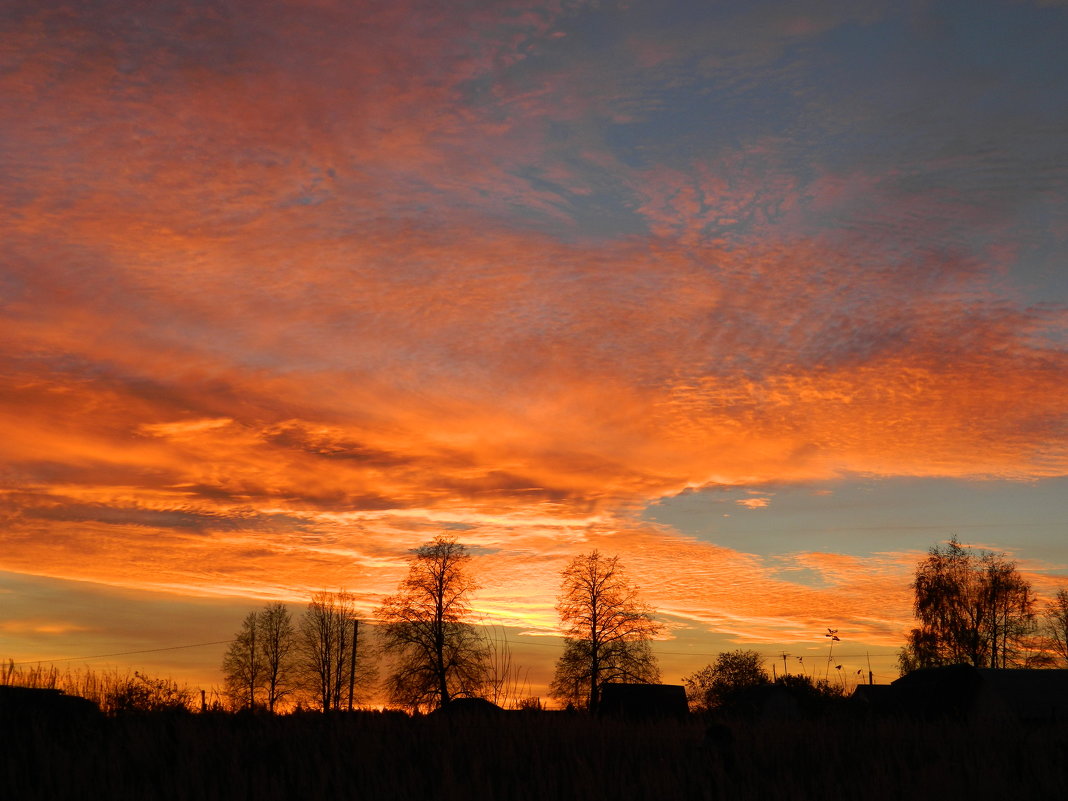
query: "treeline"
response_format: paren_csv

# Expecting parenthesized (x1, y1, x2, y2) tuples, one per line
(8, 535, 1066, 717)
(219, 540, 665, 713)
(683, 649, 846, 715)
(900, 536, 1068, 671)
(219, 534, 1068, 714)
(221, 592, 377, 713)
(219, 537, 519, 713)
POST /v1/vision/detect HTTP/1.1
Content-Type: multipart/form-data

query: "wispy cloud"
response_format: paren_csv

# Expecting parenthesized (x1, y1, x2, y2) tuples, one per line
(1, 0, 1066, 673)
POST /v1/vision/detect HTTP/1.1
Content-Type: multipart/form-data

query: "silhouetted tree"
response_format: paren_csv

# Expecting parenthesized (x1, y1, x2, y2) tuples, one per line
(1044, 589, 1068, 667)
(773, 673, 844, 698)
(222, 611, 261, 710)
(258, 602, 296, 712)
(771, 673, 846, 717)
(683, 649, 769, 711)
(221, 604, 299, 712)
(550, 551, 661, 712)
(900, 537, 1035, 669)
(376, 536, 488, 710)
(300, 591, 372, 711)
(897, 628, 941, 674)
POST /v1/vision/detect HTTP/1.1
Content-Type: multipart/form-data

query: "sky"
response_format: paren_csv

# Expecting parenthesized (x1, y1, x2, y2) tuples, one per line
(2, 0, 1067, 698)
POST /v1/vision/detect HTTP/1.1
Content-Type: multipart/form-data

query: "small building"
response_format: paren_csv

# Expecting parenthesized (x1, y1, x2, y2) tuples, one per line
(725, 683, 803, 721)
(0, 685, 100, 725)
(434, 697, 505, 717)
(598, 683, 689, 720)
(848, 684, 897, 716)
(890, 665, 1068, 722)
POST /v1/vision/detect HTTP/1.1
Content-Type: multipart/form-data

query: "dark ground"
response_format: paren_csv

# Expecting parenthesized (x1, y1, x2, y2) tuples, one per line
(3, 710, 1067, 800)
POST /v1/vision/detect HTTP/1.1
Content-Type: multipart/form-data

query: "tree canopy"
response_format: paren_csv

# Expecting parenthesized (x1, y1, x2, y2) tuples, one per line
(551, 551, 661, 712)
(222, 610, 262, 711)
(900, 537, 1036, 671)
(376, 536, 489, 710)
(683, 649, 769, 711)
(1043, 589, 1068, 667)
(300, 591, 372, 711)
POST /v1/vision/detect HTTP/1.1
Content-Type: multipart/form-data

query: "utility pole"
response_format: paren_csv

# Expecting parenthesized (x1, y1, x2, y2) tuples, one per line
(348, 618, 359, 711)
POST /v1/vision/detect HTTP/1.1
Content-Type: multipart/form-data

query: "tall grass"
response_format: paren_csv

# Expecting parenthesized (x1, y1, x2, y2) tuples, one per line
(2, 708, 1065, 800)
(1, 659, 198, 714)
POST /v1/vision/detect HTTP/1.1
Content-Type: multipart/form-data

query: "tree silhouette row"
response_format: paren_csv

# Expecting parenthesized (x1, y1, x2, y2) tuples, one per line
(222, 535, 1068, 712)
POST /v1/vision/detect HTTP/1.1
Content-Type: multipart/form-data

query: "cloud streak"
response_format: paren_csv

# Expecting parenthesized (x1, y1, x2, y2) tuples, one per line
(2, 0, 1067, 676)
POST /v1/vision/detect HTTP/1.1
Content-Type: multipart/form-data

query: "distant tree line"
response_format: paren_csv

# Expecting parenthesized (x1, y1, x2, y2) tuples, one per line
(8, 534, 1063, 719)
(682, 649, 845, 714)
(221, 538, 662, 712)
(221, 592, 378, 712)
(218, 533, 1068, 713)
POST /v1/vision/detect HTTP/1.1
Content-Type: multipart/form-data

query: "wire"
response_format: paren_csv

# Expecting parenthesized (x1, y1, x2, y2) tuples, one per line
(6, 630, 900, 668)
(7, 645, 233, 666)
(657, 650, 899, 659)
(490, 637, 900, 661)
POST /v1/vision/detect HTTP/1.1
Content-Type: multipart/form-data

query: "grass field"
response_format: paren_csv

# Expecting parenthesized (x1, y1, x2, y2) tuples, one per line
(4, 708, 1066, 800)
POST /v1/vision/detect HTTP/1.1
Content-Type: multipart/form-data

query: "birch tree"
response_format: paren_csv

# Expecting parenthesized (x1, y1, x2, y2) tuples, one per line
(901, 537, 1035, 670)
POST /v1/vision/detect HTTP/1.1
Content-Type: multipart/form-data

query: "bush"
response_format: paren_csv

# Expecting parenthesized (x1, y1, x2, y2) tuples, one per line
(684, 649, 769, 711)
(105, 671, 195, 715)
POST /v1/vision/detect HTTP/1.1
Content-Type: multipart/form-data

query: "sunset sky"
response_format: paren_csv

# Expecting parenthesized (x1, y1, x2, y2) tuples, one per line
(2, 0, 1067, 697)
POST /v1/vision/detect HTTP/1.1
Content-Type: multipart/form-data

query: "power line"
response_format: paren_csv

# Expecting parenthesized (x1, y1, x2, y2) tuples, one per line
(7, 640, 234, 667)
(6, 629, 900, 668)
(493, 638, 899, 659)
(657, 649, 899, 659)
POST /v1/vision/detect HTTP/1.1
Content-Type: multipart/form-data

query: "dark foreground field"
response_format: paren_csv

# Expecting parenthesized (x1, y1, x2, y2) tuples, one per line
(4, 710, 1067, 801)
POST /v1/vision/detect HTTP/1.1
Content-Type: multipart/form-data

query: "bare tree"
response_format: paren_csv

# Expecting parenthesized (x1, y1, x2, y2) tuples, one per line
(221, 604, 299, 712)
(258, 602, 296, 712)
(222, 611, 261, 710)
(900, 537, 1035, 670)
(1044, 589, 1068, 666)
(484, 625, 530, 709)
(551, 551, 662, 712)
(376, 536, 488, 710)
(299, 591, 374, 711)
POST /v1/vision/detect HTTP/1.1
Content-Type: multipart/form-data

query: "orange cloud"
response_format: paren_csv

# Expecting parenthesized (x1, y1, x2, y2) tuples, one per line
(0, 620, 92, 636)
(1, 0, 1066, 686)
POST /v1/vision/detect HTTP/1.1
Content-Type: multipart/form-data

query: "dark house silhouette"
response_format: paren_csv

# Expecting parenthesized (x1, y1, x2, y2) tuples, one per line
(848, 684, 898, 716)
(0, 685, 100, 725)
(598, 683, 689, 719)
(434, 697, 505, 717)
(889, 665, 1068, 721)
